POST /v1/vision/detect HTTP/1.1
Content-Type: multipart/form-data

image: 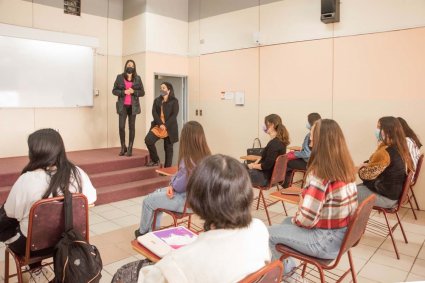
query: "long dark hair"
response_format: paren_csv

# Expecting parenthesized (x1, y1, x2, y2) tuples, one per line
(178, 121, 211, 175)
(187, 154, 253, 231)
(161, 82, 175, 100)
(307, 119, 356, 182)
(123, 59, 138, 81)
(397, 117, 422, 148)
(265, 114, 290, 146)
(379, 116, 414, 172)
(21, 129, 82, 198)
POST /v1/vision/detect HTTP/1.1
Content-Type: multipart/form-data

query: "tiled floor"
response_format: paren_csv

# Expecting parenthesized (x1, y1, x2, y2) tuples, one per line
(1, 192, 425, 283)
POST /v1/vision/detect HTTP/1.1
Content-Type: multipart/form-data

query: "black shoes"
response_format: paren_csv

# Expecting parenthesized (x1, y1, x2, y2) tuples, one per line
(118, 146, 127, 156)
(145, 160, 160, 167)
(134, 229, 144, 238)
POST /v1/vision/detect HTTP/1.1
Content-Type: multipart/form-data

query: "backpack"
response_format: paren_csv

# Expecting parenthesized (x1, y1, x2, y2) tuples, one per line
(53, 191, 102, 283)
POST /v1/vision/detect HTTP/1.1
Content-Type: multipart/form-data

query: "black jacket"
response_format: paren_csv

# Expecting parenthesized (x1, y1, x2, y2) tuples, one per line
(112, 74, 145, 115)
(260, 137, 286, 181)
(150, 96, 179, 143)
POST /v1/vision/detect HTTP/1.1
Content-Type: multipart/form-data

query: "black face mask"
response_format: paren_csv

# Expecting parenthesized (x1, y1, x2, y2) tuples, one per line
(125, 67, 134, 74)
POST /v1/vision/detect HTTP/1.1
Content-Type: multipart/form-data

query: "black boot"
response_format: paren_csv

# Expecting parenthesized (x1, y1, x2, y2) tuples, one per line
(126, 142, 133, 157)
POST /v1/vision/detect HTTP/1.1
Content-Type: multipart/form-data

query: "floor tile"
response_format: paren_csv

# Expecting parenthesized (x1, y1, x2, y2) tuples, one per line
(90, 204, 118, 214)
(101, 208, 130, 220)
(110, 199, 138, 209)
(358, 261, 408, 282)
(405, 272, 425, 282)
(120, 204, 142, 216)
(100, 269, 114, 283)
(111, 214, 140, 227)
(418, 244, 425, 260)
(410, 258, 425, 277)
(351, 243, 378, 260)
(90, 213, 108, 225)
(90, 221, 122, 234)
(379, 230, 425, 257)
(369, 248, 415, 272)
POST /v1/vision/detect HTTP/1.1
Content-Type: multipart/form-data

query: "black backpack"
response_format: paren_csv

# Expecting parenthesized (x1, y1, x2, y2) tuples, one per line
(53, 192, 102, 283)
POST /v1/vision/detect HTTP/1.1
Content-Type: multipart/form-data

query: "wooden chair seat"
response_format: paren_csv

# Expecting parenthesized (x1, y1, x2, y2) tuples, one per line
(238, 260, 283, 283)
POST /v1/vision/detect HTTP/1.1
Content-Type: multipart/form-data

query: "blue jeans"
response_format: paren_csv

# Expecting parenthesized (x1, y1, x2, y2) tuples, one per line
(357, 184, 397, 208)
(268, 217, 347, 274)
(138, 188, 187, 234)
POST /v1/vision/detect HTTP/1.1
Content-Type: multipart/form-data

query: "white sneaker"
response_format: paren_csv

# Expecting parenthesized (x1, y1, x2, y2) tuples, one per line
(23, 267, 55, 283)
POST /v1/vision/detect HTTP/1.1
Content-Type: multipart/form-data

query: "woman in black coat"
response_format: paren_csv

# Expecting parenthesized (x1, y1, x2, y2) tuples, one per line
(112, 60, 145, 156)
(145, 82, 179, 167)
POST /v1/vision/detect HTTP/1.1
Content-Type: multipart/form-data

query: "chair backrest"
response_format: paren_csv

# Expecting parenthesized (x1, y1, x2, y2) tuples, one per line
(411, 154, 424, 187)
(269, 154, 288, 187)
(332, 194, 376, 266)
(25, 193, 89, 261)
(238, 260, 283, 283)
(399, 170, 415, 208)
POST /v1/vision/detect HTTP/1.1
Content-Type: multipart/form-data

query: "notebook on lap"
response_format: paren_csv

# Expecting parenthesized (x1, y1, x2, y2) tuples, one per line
(280, 187, 302, 195)
(137, 226, 197, 258)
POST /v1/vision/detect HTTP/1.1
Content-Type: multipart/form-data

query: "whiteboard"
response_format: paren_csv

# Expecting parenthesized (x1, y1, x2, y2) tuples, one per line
(0, 35, 94, 108)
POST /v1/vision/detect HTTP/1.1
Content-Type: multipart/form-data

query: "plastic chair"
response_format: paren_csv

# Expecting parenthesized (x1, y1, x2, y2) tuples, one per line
(367, 171, 414, 259)
(407, 154, 423, 220)
(253, 154, 288, 226)
(4, 194, 89, 283)
(238, 260, 283, 283)
(275, 194, 376, 283)
(152, 198, 198, 232)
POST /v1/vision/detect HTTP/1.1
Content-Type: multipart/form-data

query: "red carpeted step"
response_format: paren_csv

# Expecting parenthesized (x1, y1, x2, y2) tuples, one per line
(95, 176, 171, 205)
(90, 167, 159, 187)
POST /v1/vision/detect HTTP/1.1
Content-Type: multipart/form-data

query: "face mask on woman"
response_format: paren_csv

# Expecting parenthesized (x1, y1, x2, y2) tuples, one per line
(125, 67, 134, 74)
(262, 124, 268, 134)
(375, 128, 381, 141)
(306, 123, 311, 130)
(160, 90, 168, 97)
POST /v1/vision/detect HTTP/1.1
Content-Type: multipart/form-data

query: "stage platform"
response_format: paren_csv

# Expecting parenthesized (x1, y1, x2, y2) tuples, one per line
(0, 148, 170, 205)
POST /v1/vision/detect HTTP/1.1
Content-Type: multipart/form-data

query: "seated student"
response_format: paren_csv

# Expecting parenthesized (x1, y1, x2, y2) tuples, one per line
(397, 117, 422, 170)
(247, 114, 289, 186)
(282, 112, 321, 188)
(113, 155, 270, 283)
(135, 121, 211, 237)
(268, 119, 358, 275)
(357, 116, 414, 208)
(0, 128, 97, 282)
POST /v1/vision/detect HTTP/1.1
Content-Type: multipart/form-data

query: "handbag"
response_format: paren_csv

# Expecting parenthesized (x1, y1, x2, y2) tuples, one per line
(246, 138, 264, 164)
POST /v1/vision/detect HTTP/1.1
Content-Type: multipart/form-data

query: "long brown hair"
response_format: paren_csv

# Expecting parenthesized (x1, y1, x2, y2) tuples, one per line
(307, 119, 356, 183)
(265, 114, 290, 146)
(397, 117, 422, 148)
(178, 121, 211, 175)
(379, 116, 414, 171)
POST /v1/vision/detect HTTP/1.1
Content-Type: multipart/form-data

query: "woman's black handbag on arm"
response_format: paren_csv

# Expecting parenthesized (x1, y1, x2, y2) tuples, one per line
(246, 138, 264, 164)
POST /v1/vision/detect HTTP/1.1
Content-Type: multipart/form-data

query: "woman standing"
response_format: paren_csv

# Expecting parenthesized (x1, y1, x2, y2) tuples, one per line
(112, 59, 145, 157)
(145, 82, 179, 167)
(247, 114, 289, 186)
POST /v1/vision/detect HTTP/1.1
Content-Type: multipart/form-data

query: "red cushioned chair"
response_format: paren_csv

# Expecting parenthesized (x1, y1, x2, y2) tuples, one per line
(4, 194, 89, 283)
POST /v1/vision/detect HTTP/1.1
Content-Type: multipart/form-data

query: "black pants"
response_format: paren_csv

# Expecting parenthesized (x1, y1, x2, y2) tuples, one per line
(144, 131, 174, 167)
(283, 159, 307, 188)
(7, 229, 53, 268)
(119, 106, 136, 146)
(245, 164, 269, 187)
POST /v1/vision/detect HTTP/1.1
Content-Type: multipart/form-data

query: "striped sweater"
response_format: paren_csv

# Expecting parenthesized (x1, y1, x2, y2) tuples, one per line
(293, 174, 358, 229)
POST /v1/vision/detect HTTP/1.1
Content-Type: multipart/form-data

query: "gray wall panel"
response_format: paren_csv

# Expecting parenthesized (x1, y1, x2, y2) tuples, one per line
(24, 0, 123, 20)
(146, 0, 188, 22)
(123, 0, 146, 20)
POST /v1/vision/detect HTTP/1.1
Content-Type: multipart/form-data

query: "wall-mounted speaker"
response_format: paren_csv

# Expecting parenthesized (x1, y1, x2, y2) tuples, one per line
(321, 0, 340, 24)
